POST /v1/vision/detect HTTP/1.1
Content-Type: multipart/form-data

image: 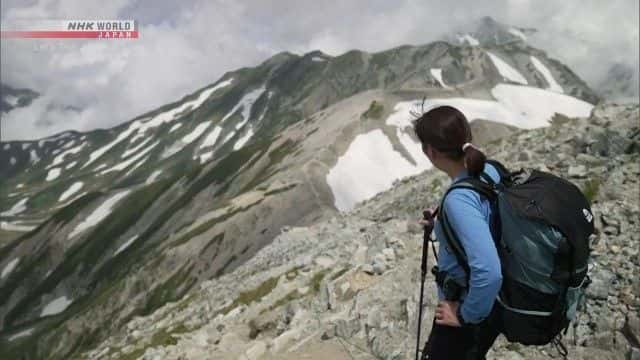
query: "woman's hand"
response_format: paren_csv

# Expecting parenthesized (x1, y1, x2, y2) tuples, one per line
(418, 207, 437, 228)
(434, 300, 461, 327)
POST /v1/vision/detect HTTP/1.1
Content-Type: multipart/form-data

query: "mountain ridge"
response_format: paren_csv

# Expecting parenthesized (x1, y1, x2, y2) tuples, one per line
(0, 17, 621, 359)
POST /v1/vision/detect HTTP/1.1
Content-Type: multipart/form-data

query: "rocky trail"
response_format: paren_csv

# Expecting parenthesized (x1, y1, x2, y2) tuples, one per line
(83, 103, 639, 360)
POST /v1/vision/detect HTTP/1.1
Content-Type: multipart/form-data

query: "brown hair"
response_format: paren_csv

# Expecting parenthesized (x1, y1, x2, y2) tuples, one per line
(411, 105, 486, 176)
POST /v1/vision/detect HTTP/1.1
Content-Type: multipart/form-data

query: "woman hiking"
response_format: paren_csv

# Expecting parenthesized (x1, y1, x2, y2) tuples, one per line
(412, 105, 503, 360)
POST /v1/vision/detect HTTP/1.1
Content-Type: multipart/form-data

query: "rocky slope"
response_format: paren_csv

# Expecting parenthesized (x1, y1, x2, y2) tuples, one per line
(0, 17, 609, 359)
(76, 103, 639, 360)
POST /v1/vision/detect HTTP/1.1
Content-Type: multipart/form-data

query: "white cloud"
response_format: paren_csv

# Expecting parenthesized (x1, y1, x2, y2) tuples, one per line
(0, 0, 637, 140)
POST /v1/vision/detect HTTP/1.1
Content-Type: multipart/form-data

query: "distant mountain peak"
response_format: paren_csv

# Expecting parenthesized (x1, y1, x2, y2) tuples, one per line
(444, 15, 538, 47)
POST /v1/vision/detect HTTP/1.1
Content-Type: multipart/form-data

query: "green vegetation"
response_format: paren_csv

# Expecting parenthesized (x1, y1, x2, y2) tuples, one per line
(3, 179, 173, 328)
(260, 267, 333, 315)
(260, 290, 302, 315)
(264, 183, 298, 196)
(51, 191, 103, 226)
(117, 325, 187, 360)
(310, 269, 331, 293)
(582, 178, 601, 204)
(218, 275, 280, 316)
(215, 255, 237, 277)
(170, 194, 266, 249)
(237, 138, 300, 194)
(285, 265, 304, 280)
(330, 267, 350, 281)
(305, 127, 319, 138)
(361, 100, 384, 120)
(142, 264, 197, 316)
(201, 233, 225, 254)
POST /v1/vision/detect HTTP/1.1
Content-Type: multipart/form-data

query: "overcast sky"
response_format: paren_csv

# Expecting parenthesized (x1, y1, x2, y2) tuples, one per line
(1, 0, 638, 141)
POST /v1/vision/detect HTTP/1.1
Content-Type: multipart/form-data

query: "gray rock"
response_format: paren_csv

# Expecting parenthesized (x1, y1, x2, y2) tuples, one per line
(568, 164, 588, 178)
(382, 248, 396, 262)
(588, 269, 616, 300)
(334, 318, 360, 338)
(361, 264, 375, 275)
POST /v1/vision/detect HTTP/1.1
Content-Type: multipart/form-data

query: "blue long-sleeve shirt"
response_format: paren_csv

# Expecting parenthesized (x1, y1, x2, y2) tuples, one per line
(433, 162, 503, 324)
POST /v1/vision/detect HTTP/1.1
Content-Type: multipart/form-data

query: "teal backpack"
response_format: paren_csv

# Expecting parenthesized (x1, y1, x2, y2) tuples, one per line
(439, 159, 594, 348)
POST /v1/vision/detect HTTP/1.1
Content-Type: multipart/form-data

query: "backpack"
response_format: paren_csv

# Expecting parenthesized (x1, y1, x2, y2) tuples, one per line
(438, 159, 594, 346)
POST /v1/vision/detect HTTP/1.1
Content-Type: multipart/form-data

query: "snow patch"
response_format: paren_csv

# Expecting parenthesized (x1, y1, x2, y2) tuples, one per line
(16, 183, 24, 189)
(30, 149, 40, 164)
(59, 182, 84, 202)
(233, 128, 254, 150)
(350, 86, 594, 213)
(122, 137, 152, 158)
(93, 163, 107, 171)
(22, 143, 30, 150)
(395, 129, 432, 168)
(326, 129, 432, 212)
(8, 328, 34, 341)
(129, 78, 233, 144)
(182, 122, 212, 144)
(1, 258, 20, 279)
(199, 151, 214, 164)
(169, 123, 182, 133)
(123, 156, 149, 177)
(40, 296, 73, 317)
(458, 34, 479, 46)
(10, 157, 16, 165)
(161, 142, 185, 159)
(68, 190, 130, 238)
(221, 85, 266, 130)
(1, 221, 36, 232)
(100, 141, 158, 175)
(83, 123, 143, 168)
(530, 56, 563, 93)
(222, 131, 236, 144)
(114, 235, 139, 256)
(486, 52, 528, 85)
(46, 168, 62, 181)
(430, 68, 450, 89)
(38, 132, 72, 148)
(145, 170, 162, 184)
(62, 140, 76, 149)
(48, 142, 85, 169)
(3, 144, 10, 150)
(65, 161, 77, 169)
(387, 86, 592, 131)
(491, 84, 592, 126)
(311, 56, 326, 62)
(200, 126, 223, 149)
(1, 197, 29, 216)
(508, 28, 527, 41)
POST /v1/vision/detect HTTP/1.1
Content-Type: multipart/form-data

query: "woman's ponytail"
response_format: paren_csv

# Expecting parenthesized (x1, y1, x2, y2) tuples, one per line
(462, 142, 486, 177)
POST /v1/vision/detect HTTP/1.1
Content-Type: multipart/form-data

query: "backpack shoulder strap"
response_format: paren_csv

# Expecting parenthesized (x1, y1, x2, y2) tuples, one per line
(438, 174, 499, 280)
(486, 159, 515, 187)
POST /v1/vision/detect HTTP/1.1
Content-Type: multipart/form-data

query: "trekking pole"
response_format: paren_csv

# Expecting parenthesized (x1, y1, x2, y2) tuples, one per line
(415, 208, 437, 360)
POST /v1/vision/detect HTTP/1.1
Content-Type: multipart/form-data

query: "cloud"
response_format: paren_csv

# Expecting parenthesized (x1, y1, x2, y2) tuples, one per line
(1, 0, 638, 140)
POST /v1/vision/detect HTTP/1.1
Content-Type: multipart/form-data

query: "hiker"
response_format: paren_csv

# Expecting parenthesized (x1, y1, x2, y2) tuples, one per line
(413, 105, 503, 359)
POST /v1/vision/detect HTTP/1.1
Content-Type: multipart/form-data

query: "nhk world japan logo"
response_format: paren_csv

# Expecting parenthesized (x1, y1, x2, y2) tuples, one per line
(1, 20, 138, 39)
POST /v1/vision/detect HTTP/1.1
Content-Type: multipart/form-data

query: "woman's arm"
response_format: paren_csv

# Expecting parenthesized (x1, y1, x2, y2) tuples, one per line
(442, 189, 502, 324)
